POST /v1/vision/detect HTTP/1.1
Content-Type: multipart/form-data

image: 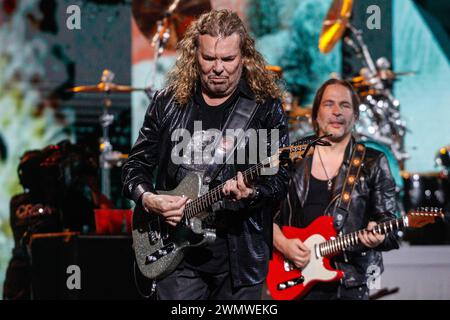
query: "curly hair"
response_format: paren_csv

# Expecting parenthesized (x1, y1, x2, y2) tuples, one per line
(167, 9, 283, 104)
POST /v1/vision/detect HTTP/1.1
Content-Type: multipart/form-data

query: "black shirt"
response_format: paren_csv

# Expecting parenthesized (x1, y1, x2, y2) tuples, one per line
(182, 86, 240, 273)
(297, 174, 335, 228)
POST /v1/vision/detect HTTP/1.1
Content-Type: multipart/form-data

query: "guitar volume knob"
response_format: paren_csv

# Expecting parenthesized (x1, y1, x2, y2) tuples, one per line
(278, 284, 287, 290)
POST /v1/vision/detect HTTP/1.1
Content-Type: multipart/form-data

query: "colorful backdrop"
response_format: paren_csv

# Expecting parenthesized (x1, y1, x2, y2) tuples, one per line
(0, 0, 449, 297)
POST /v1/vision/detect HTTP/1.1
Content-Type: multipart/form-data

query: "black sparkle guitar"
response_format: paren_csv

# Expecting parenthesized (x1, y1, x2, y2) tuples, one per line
(132, 136, 330, 280)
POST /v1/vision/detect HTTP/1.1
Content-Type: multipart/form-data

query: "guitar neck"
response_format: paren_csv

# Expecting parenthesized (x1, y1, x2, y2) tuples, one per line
(183, 157, 273, 220)
(318, 216, 407, 257)
(183, 139, 313, 220)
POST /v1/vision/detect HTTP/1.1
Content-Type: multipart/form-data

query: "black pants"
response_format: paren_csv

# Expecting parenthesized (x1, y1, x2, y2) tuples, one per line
(302, 282, 369, 300)
(3, 256, 31, 300)
(156, 267, 263, 300)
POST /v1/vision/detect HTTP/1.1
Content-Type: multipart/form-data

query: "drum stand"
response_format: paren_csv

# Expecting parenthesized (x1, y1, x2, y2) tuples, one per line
(345, 22, 408, 164)
(98, 0, 179, 199)
(98, 70, 127, 199)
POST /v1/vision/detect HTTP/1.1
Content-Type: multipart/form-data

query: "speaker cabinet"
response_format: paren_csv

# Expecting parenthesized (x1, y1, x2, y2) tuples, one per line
(30, 233, 145, 299)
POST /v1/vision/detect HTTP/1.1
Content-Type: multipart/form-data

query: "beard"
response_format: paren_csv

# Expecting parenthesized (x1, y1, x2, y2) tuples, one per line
(199, 67, 242, 99)
(319, 119, 354, 143)
(327, 132, 351, 143)
(203, 80, 235, 98)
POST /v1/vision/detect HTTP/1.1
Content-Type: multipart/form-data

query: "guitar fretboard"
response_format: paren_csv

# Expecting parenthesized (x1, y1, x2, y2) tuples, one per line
(318, 217, 406, 257)
(318, 209, 442, 257)
(183, 157, 272, 219)
(183, 143, 308, 219)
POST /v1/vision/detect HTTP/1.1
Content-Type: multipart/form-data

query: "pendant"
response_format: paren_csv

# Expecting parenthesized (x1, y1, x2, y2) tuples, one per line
(327, 180, 332, 191)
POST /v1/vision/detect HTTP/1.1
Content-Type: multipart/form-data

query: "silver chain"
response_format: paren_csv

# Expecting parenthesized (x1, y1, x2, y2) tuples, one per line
(317, 147, 339, 191)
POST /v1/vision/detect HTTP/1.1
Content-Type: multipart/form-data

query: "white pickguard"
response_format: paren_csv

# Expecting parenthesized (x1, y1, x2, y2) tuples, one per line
(301, 234, 339, 286)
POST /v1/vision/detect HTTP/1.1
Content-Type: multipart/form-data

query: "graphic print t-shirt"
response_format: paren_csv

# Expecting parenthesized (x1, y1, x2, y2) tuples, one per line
(178, 88, 240, 273)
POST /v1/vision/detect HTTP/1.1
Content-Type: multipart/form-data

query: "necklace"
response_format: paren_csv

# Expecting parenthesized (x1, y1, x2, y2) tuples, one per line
(317, 148, 339, 191)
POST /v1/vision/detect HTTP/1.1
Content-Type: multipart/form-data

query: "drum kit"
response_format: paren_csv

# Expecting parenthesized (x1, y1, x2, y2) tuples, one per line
(67, 69, 146, 199)
(63, 0, 448, 216)
(402, 148, 450, 215)
(318, 0, 410, 164)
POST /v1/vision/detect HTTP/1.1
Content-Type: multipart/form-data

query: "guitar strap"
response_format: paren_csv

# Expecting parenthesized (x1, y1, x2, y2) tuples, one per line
(332, 143, 366, 232)
(202, 95, 259, 185)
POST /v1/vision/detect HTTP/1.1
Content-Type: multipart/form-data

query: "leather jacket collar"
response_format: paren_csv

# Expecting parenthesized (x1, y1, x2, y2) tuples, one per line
(293, 136, 357, 211)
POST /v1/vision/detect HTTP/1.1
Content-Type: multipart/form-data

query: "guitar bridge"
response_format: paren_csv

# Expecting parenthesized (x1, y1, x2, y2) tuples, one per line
(148, 230, 160, 245)
(145, 243, 176, 265)
(277, 276, 305, 291)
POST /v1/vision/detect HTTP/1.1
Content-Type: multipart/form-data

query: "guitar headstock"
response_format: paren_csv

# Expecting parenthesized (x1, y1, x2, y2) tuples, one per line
(281, 143, 310, 162)
(406, 207, 444, 228)
(280, 134, 332, 163)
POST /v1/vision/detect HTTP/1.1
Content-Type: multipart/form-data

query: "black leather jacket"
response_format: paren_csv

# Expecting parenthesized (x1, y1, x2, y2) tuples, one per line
(122, 80, 290, 287)
(275, 137, 400, 288)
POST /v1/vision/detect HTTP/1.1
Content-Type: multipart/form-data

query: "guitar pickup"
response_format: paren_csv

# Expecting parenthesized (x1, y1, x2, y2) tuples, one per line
(145, 243, 176, 265)
(277, 276, 305, 291)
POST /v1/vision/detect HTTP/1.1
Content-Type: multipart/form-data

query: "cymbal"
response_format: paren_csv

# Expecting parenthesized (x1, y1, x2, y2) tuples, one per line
(319, 0, 353, 54)
(266, 65, 283, 77)
(288, 107, 312, 118)
(348, 70, 416, 84)
(132, 0, 211, 50)
(401, 171, 447, 179)
(67, 82, 149, 93)
(287, 105, 312, 125)
(378, 70, 416, 80)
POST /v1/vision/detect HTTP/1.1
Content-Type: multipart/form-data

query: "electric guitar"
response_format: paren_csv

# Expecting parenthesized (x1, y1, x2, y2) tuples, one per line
(266, 208, 444, 300)
(133, 135, 329, 280)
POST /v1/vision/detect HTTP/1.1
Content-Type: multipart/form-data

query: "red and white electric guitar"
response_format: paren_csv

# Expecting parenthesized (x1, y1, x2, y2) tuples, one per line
(266, 207, 444, 300)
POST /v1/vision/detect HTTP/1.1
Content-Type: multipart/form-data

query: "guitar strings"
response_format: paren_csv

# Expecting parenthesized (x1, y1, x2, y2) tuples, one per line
(183, 144, 307, 219)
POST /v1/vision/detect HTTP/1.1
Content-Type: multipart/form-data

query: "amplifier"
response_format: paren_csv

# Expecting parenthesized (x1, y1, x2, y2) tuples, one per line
(30, 232, 148, 299)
